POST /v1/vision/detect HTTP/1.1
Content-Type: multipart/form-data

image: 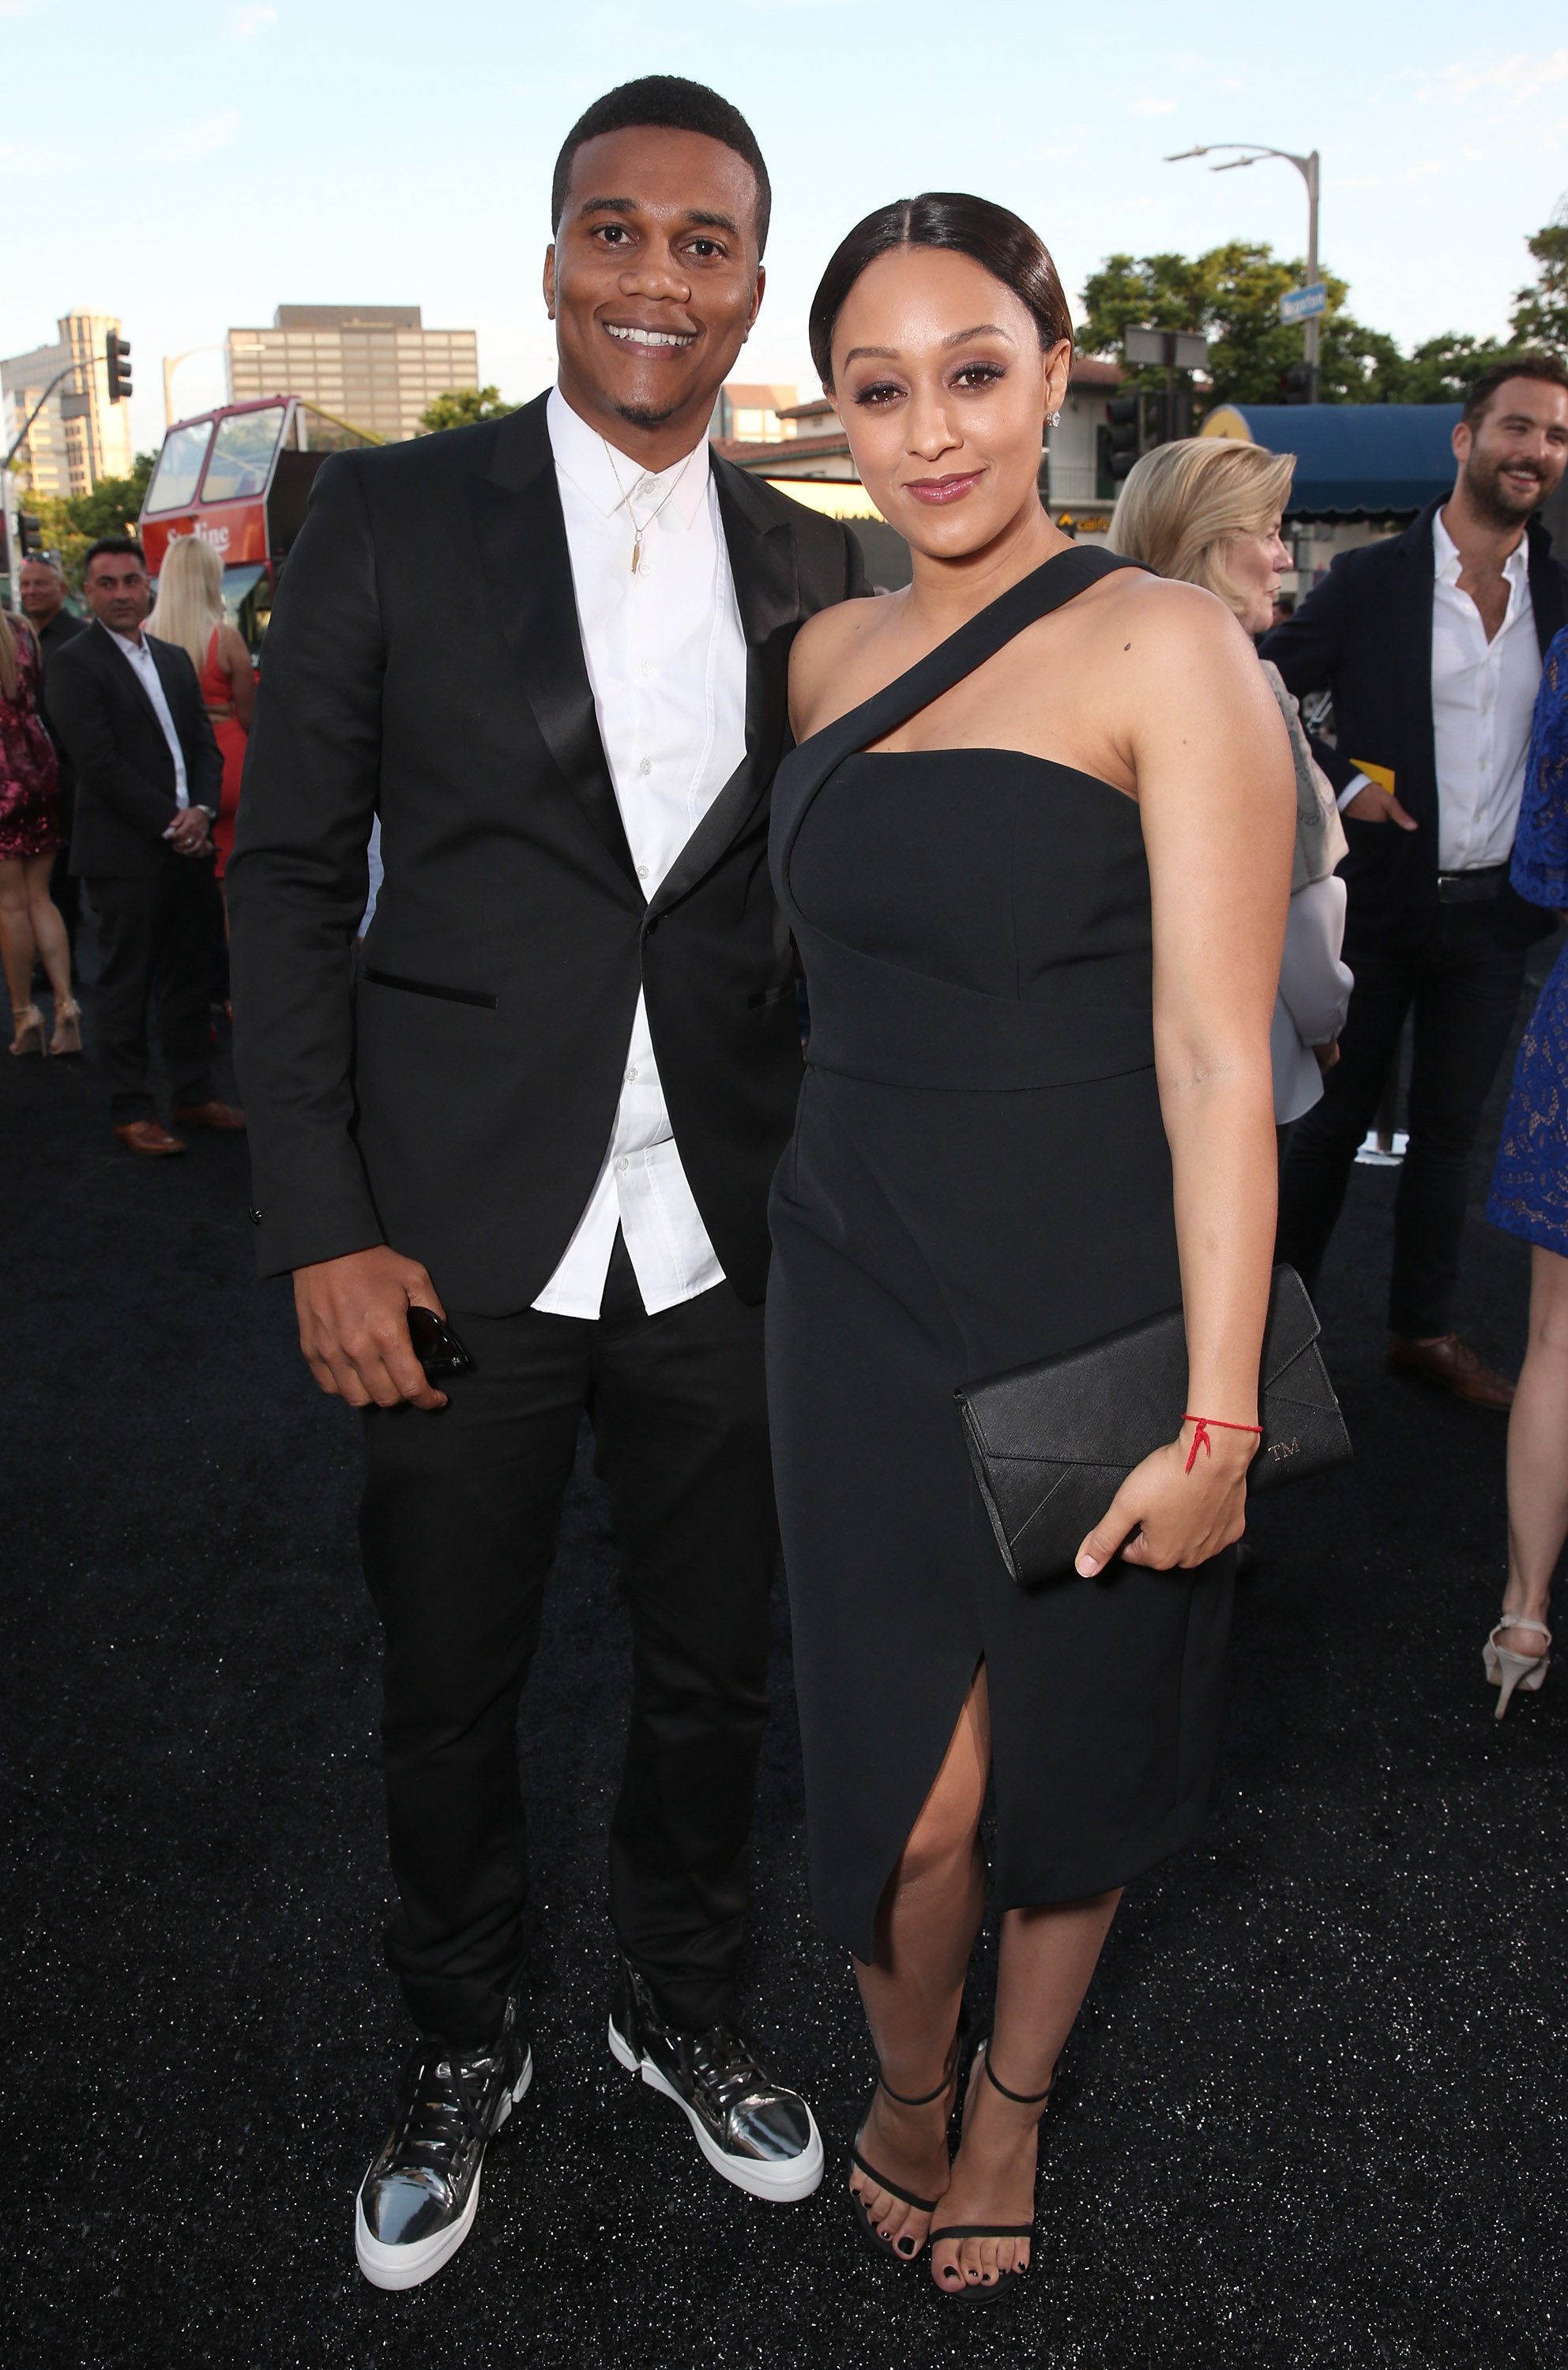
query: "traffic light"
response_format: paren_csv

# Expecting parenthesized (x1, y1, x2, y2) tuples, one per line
(18, 514, 45, 559)
(105, 330, 133, 403)
(1107, 395, 1141, 481)
(1149, 385, 1195, 446)
(1280, 362, 1318, 405)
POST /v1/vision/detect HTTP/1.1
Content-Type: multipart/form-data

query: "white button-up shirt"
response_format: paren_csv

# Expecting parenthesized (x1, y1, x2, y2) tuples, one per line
(103, 622, 190, 808)
(1429, 510, 1540, 872)
(531, 386, 749, 1320)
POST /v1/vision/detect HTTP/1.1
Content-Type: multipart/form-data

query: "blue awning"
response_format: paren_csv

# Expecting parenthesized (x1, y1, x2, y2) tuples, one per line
(1201, 403, 1460, 519)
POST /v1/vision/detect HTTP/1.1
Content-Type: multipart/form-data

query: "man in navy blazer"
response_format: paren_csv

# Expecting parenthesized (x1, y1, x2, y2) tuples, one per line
(1265, 356, 1568, 1406)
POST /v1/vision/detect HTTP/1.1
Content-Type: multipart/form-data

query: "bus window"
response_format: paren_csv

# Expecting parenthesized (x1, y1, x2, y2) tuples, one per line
(145, 422, 213, 514)
(222, 562, 273, 656)
(203, 406, 286, 504)
(297, 403, 380, 454)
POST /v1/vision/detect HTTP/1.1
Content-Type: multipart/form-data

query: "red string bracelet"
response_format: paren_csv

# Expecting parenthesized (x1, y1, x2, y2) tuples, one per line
(1182, 1415, 1264, 1474)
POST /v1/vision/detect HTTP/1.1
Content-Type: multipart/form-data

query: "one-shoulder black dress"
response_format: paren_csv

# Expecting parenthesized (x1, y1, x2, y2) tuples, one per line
(766, 549, 1235, 1960)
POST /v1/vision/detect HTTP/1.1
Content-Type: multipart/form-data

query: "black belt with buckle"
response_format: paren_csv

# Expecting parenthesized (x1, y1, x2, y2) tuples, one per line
(1436, 863, 1508, 905)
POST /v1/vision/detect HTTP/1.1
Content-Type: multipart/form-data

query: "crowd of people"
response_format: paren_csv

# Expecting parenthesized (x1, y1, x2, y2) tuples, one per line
(4, 69, 1568, 2308)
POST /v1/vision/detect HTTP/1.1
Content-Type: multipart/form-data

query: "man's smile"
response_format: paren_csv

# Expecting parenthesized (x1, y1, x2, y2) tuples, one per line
(604, 322, 698, 351)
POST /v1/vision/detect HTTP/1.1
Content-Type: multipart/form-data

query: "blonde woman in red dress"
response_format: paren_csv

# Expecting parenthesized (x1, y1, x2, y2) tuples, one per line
(148, 535, 254, 887)
(0, 604, 80, 1055)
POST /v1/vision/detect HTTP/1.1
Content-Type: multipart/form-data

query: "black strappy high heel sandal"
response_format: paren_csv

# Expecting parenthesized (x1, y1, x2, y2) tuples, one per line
(848, 2022, 965, 2262)
(928, 2037, 1053, 2303)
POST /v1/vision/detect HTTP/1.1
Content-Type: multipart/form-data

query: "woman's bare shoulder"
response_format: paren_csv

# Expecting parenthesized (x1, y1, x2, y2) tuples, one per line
(1092, 567, 1248, 662)
(790, 593, 894, 737)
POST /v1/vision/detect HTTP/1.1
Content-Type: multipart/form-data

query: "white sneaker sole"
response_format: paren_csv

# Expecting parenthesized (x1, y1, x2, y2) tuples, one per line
(607, 2017, 824, 2203)
(354, 2049, 533, 2291)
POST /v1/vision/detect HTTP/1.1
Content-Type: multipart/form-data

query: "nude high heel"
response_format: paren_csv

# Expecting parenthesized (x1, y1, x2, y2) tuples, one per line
(48, 996, 83, 1056)
(1483, 1615, 1551, 1719)
(9, 1003, 43, 1056)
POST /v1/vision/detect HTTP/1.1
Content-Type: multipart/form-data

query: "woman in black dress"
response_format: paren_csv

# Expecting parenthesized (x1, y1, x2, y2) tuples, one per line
(767, 196, 1294, 2299)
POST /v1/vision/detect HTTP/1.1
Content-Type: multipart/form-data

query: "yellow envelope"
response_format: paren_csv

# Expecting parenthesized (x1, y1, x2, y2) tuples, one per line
(1348, 759, 1396, 795)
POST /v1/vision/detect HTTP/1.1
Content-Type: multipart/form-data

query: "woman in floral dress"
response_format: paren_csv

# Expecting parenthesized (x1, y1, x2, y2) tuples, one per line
(0, 605, 80, 1055)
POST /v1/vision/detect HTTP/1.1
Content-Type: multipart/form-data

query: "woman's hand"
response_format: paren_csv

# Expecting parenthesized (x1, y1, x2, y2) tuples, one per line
(1075, 1425, 1254, 1577)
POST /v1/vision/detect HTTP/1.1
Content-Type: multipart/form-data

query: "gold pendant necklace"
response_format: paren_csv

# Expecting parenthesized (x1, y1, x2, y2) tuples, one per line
(601, 438, 694, 574)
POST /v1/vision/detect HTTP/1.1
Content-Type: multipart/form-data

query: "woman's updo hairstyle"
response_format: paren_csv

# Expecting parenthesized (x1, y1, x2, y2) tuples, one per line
(808, 192, 1074, 389)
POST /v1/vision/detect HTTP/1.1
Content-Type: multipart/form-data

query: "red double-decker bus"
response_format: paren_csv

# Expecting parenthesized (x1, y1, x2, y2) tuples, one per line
(138, 394, 380, 653)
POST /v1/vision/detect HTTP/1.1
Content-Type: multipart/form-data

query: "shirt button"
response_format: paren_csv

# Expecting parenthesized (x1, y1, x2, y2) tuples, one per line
(637, 863, 649, 879)
(616, 1157, 630, 1174)
(641, 661, 652, 679)
(625, 1066, 638, 1082)
(639, 758, 652, 776)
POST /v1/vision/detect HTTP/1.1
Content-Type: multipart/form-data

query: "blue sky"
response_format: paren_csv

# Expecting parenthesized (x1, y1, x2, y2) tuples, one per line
(3, 0, 1565, 458)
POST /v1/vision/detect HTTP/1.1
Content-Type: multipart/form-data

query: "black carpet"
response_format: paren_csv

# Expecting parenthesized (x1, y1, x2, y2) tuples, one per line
(6, 993, 1565, 2370)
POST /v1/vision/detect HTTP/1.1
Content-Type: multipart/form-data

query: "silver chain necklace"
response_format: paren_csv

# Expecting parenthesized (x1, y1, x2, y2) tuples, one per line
(600, 437, 695, 574)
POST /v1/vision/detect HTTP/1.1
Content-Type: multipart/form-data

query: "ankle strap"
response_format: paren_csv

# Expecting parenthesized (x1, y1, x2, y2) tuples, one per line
(1495, 1616, 1551, 1645)
(878, 2020, 964, 2108)
(980, 2041, 1053, 2107)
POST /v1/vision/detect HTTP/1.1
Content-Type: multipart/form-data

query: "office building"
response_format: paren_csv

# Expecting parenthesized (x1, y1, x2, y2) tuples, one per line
(225, 306, 479, 443)
(2, 310, 134, 498)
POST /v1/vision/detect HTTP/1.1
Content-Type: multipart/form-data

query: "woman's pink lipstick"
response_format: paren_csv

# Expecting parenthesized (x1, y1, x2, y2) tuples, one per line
(904, 470, 984, 506)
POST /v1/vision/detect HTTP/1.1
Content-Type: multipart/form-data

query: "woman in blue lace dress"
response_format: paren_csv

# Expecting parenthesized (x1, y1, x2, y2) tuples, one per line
(1483, 627, 1568, 1715)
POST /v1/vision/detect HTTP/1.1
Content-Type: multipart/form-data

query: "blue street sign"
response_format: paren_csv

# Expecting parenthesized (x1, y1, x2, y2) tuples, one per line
(1280, 283, 1328, 325)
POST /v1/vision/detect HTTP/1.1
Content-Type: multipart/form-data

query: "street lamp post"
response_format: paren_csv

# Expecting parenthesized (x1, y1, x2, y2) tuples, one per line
(1165, 144, 1322, 400)
(163, 345, 224, 427)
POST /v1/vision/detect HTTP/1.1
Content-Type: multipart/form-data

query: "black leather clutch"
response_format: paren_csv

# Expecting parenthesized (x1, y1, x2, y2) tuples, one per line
(955, 1266, 1350, 1588)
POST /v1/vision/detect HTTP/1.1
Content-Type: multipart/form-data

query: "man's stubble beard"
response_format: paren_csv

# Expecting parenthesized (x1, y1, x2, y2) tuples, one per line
(614, 399, 683, 430)
(1463, 447, 1547, 532)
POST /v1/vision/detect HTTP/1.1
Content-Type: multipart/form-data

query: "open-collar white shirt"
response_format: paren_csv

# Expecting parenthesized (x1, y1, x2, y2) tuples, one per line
(531, 386, 749, 1319)
(1429, 509, 1540, 873)
(101, 619, 190, 808)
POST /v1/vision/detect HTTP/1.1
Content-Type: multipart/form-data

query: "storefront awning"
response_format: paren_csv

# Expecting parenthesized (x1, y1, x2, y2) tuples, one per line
(1201, 402, 1461, 520)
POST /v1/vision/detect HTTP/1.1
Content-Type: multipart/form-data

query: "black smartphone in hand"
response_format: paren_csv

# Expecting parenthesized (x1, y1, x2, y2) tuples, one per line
(408, 1305, 476, 1383)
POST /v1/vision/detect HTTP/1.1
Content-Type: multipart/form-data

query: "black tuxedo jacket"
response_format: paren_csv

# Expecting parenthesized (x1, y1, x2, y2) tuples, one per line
(47, 621, 223, 880)
(227, 391, 867, 1311)
(1262, 498, 1568, 946)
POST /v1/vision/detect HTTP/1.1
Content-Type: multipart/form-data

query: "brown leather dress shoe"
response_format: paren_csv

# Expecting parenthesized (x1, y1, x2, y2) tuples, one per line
(171, 1100, 246, 1131)
(1386, 1331, 1515, 1410)
(115, 1119, 186, 1157)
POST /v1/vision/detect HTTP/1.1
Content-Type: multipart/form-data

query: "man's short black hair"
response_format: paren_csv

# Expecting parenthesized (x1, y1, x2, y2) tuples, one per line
(82, 536, 147, 576)
(1462, 351, 1568, 430)
(551, 76, 771, 256)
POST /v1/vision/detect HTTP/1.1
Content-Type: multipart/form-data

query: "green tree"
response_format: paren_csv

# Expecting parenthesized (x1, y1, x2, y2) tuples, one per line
(1079, 241, 1397, 408)
(14, 449, 157, 588)
(1377, 331, 1519, 404)
(416, 385, 519, 434)
(1510, 209, 1568, 357)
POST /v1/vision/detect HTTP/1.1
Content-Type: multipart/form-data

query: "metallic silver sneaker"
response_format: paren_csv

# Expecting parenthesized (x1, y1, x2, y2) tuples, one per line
(607, 1958, 823, 2203)
(355, 1997, 532, 2290)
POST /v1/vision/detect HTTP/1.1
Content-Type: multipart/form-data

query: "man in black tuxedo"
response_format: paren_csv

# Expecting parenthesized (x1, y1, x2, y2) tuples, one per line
(1265, 358, 1568, 1406)
(20, 554, 87, 948)
(227, 77, 866, 2289)
(47, 539, 244, 1155)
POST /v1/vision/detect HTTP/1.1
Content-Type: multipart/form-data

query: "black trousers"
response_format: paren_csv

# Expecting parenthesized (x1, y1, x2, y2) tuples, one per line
(1277, 899, 1527, 1337)
(359, 1232, 776, 2049)
(86, 859, 219, 1123)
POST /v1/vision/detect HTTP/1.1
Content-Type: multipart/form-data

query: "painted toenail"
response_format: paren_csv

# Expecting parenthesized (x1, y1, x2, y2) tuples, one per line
(897, 2236, 916, 2255)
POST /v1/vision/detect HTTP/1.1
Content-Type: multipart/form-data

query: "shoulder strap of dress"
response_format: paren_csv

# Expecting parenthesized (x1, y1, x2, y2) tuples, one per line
(847, 546, 1145, 751)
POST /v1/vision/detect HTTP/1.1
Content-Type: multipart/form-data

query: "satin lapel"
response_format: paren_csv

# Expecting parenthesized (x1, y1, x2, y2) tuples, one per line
(648, 461, 799, 916)
(465, 399, 638, 893)
(1391, 504, 1438, 814)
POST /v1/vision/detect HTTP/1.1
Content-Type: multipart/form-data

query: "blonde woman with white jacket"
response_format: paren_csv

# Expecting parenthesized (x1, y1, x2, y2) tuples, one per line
(1113, 438, 1352, 1133)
